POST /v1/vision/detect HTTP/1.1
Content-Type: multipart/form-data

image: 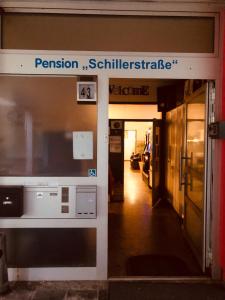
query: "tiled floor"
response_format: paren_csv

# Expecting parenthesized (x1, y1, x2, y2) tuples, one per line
(108, 161, 202, 277)
(0, 281, 107, 300)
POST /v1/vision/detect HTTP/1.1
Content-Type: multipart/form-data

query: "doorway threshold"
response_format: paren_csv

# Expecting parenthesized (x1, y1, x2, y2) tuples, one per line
(108, 276, 212, 283)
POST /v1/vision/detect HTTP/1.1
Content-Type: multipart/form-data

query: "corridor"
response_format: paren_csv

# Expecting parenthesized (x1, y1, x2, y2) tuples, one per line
(108, 161, 203, 277)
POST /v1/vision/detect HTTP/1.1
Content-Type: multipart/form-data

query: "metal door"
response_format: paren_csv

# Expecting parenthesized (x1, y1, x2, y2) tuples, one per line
(109, 120, 124, 202)
(166, 111, 175, 204)
(183, 83, 210, 271)
(166, 106, 185, 218)
(152, 120, 162, 207)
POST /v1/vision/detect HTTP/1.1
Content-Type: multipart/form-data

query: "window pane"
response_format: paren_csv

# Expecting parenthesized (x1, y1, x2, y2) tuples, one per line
(0, 76, 97, 176)
(2, 14, 214, 53)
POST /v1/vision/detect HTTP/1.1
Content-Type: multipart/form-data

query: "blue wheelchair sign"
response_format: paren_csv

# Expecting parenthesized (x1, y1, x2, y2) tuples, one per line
(88, 169, 97, 177)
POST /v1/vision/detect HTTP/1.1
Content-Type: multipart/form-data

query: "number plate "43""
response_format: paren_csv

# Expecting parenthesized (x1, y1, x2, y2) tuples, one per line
(77, 82, 97, 102)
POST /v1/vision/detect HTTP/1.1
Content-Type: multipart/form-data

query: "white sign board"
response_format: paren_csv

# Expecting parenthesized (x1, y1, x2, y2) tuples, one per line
(0, 53, 217, 79)
(73, 131, 93, 160)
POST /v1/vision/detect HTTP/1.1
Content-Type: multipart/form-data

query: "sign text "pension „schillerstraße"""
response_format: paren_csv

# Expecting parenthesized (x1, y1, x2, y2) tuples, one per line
(34, 58, 178, 70)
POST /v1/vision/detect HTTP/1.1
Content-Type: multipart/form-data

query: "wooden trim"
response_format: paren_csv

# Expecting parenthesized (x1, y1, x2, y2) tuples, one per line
(0, 1, 223, 14)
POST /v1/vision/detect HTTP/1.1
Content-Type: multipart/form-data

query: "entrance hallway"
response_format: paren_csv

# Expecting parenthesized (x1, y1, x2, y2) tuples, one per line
(108, 162, 203, 277)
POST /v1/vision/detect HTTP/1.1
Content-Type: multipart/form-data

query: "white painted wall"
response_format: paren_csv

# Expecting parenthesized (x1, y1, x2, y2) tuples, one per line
(125, 121, 153, 155)
(124, 130, 136, 160)
(125, 122, 153, 140)
(109, 104, 161, 119)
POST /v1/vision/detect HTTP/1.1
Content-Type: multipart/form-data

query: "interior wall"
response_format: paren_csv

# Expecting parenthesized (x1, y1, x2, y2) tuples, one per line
(125, 122, 152, 141)
(109, 104, 161, 119)
(124, 130, 136, 160)
(125, 122, 152, 155)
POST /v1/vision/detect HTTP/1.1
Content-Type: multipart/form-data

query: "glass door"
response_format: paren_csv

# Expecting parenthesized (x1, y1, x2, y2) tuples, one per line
(183, 83, 208, 271)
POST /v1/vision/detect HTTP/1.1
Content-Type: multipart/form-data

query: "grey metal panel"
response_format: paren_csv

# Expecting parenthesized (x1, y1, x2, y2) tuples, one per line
(76, 185, 97, 193)
(2, 228, 96, 268)
(76, 185, 97, 218)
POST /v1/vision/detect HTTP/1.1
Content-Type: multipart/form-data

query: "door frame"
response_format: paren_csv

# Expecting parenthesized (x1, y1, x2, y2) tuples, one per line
(0, 51, 219, 281)
(108, 82, 213, 275)
(182, 82, 213, 272)
(123, 119, 155, 186)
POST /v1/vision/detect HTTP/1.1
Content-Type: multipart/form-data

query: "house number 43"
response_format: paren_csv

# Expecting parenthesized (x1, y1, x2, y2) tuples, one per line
(77, 82, 97, 102)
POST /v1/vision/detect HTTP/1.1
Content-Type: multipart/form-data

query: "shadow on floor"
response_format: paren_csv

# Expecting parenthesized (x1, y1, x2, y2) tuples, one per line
(126, 254, 194, 276)
(109, 281, 225, 300)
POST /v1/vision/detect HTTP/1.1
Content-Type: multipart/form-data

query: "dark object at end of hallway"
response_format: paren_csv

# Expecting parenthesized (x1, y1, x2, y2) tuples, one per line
(130, 153, 141, 170)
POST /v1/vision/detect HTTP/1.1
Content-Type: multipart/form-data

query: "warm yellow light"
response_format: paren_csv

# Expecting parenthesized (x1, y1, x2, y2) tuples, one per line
(128, 194, 136, 205)
(187, 138, 200, 143)
(125, 174, 138, 205)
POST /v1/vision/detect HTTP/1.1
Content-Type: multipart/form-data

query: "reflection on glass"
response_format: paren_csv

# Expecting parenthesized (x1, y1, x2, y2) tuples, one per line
(186, 103, 205, 210)
(0, 76, 97, 176)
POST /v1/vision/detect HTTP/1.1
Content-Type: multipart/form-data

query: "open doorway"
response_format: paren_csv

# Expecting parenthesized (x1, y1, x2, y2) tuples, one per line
(108, 78, 213, 278)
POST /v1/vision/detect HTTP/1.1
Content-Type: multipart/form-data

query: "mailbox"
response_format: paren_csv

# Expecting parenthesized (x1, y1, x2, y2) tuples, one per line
(0, 186, 23, 217)
(76, 185, 97, 218)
